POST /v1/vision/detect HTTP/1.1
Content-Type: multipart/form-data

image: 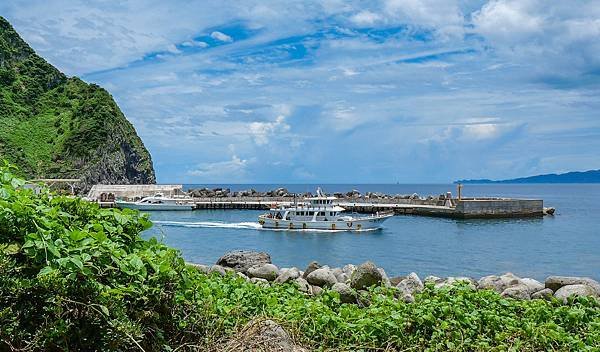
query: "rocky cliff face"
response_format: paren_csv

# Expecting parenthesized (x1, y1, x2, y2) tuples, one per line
(0, 17, 155, 191)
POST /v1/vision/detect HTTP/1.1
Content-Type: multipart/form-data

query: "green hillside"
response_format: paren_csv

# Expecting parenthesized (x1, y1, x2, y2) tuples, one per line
(0, 16, 155, 191)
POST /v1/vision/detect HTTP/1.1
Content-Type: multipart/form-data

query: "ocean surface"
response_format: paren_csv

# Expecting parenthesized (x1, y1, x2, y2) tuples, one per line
(142, 184, 600, 281)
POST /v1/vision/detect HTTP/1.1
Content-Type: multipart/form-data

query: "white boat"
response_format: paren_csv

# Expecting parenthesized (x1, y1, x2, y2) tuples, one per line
(258, 188, 393, 231)
(115, 193, 194, 211)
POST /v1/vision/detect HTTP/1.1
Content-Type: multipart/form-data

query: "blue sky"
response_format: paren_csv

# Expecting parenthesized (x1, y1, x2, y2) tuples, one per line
(2, 0, 600, 183)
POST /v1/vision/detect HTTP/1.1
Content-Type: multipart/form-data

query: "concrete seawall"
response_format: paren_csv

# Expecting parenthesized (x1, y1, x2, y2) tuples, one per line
(192, 197, 544, 219)
(455, 199, 544, 218)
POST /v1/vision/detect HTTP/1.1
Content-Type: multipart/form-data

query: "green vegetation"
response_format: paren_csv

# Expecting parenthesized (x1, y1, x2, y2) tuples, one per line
(0, 163, 599, 351)
(0, 16, 154, 187)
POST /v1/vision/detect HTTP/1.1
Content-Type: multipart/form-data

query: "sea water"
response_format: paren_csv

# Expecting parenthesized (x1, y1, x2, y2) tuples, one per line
(142, 184, 600, 280)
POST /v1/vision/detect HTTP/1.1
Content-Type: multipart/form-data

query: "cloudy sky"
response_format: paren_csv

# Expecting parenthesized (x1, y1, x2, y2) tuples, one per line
(2, 0, 599, 183)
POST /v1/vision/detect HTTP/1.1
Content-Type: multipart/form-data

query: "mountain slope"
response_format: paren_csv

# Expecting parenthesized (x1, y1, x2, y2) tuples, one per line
(0, 16, 155, 191)
(455, 169, 600, 184)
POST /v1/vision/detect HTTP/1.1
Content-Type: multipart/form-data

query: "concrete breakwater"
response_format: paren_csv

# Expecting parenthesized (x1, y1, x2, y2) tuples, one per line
(189, 187, 550, 218)
(190, 250, 599, 305)
(90, 185, 552, 218)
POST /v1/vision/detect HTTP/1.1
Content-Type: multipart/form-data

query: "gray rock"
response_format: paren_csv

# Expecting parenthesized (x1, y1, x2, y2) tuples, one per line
(294, 277, 311, 293)
(477, 273, 520, 293)
(209, 265, 228, 276)
(250, 277, 270, 286)
(396, 272, 424, 296)
(531, 288, 554, 300)
(247, 263, 279, 281)
(377, 268, 391, 287)
(501, 284, 531, 300)
(554, 284, 598, 303)
(332, 268, 345, 282)
(306, 267, 338, 287)
(224, 319, 306, 352)
(545, 276, 600, 295)
(187, 262, 209, 274)
(424, 275, 442, 285)
(350, 261, 383, 290)
(332, 282, 356, 303)
(302, 261, 321, 279)
(275, 267, 301, 284)
(390, 276, 406, 286)
(520, 278, 544, 293)
(401, 293, 415, 303)
(342, 264, 356, 277)
(236, 272, 250, 281)
(311, 285, 323, 296)
(216, 250, 271, 274)
(437, 277, 476, 290)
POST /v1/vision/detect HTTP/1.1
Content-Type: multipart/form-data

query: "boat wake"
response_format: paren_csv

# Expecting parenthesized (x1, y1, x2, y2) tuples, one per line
(152, 220, 262, 230)
(152, 220, 380, 233)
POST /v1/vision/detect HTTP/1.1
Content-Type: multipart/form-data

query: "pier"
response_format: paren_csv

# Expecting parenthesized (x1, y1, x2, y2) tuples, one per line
(87, 185, 547, 219)
(190, 197, 544, 218)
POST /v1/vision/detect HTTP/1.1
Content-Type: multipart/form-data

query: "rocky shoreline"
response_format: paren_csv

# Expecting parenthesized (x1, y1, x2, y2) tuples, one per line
(189, 250, 599, 305)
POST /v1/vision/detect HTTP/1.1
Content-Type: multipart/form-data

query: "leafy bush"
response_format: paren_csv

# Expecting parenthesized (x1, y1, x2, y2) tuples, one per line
(0, 164, 599, 351)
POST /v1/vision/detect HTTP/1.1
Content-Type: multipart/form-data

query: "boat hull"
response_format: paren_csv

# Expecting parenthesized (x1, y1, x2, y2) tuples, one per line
(115, 201, 193, 211)
(258, 214, 392, 231)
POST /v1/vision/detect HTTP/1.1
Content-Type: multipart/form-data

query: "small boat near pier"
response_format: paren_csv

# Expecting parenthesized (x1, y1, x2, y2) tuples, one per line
(116, 193, 194, 211)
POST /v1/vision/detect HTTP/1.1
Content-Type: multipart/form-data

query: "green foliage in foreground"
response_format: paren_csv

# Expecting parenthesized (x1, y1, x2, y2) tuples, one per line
(0, 165, 599, 351)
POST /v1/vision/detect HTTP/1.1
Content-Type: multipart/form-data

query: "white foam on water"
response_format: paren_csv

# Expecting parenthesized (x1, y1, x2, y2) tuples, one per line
(153, 220, 262, 230)
(152, 220, 380, 233)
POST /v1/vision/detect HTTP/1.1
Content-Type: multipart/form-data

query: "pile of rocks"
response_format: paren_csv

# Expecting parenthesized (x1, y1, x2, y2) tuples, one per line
(186, 187, 431, 201)
(187, 187, 297, 198)
(189, 251, 600, 305)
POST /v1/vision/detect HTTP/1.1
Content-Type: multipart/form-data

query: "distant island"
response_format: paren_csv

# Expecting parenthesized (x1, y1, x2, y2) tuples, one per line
(455, 169, 600, 184)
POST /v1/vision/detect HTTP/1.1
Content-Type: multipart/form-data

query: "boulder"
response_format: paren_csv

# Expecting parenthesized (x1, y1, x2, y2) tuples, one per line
(520, 278, 544, 293)
(342, 264, 356, 277)
(438, 277, 476, 290)
(275, 267, 301, 284)
(302, 261, 321, 279)
(250, 277, 270, 286)
(223, 319, 306, 352)
(294, 277, 311, 293)
(554, 284, 598, 303)
(377, 268, 391, 287)
(332, 283, 356, 304)
(401, 293, 415, 303)
(531, 288, 554, 300)
(247, 263, 279, 281)
(237, 272, 250, 281)
(501, 284, 531, 300)
(350, 261, 383, 290)
(216, 250, 271, 274)
(209, 265, 228, 276)
(477, 273, 520, 293)
(311, 285, 323, 296)
(545, 276, 600, 295)
(390, 276, 406, 286)
(396, 272, 424, 296)
(306, 267, 338, 287)
(424, 275, 442, 285)
(332, 268, 344, 282)
(187, 262, 209, 274)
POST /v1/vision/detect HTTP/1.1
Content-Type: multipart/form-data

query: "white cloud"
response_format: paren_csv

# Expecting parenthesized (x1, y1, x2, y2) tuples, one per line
(210, 31, 233, 42)
(187, 154, 248, 178)
(181, 40, 208, 48)
(350, 10, 381, 26)
(248, 115, 290, 145)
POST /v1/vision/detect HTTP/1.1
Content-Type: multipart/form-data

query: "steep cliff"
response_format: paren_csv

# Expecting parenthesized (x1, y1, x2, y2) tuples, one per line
(0, 16, 155, 191)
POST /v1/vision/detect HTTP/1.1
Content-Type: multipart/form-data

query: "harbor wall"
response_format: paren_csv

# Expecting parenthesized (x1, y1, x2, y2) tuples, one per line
(455, 199, 543, 218)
